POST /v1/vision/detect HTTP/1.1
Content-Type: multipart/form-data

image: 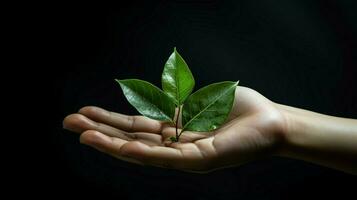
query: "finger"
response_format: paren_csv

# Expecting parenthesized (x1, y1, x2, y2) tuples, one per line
(81, 131, 209, 171)
(119, 141, 186, 169)
(132, 132, 162, 146)
(64, 113, 133, 140)
(161, 126, 214, 144)
(64, 114, 162, 145)
(80, 130, 144, 165)
(123, 141, 216, 171)
(80, 131, 183, 168)
(79, 106, 164, 134)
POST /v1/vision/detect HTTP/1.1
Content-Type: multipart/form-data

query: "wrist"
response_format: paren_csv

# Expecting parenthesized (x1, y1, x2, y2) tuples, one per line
(273, 103, 357, 174)
(275, 103, 355, 158)
(273, 103, 302, 158)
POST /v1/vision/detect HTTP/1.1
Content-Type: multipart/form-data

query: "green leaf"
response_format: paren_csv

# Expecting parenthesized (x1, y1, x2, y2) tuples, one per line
(169, 136, 178, 142)
(162, 47, 195, 105)
(116, 79, 175, 122)
(182, 81, 238, 132)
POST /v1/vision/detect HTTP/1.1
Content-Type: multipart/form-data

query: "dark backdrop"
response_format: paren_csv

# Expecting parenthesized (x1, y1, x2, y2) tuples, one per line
(49, 1, 356, 199)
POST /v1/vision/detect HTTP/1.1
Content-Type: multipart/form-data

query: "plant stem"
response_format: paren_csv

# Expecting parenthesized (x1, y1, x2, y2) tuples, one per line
(178, 129, 184, 138)
(175, 105, 181, 141)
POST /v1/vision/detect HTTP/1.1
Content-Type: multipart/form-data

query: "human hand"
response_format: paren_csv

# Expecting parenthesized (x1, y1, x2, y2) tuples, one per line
(63, 86, 286, 173)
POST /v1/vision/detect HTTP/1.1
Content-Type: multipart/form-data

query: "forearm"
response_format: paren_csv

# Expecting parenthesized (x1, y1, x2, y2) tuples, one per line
(276, 104, 357, 174)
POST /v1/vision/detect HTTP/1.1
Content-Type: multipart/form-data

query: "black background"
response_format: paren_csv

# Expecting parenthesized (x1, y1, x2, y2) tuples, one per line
(47, 0, 356, 199)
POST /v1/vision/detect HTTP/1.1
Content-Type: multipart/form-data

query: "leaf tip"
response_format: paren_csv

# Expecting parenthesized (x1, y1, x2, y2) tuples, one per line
(115, 79, 122, 84)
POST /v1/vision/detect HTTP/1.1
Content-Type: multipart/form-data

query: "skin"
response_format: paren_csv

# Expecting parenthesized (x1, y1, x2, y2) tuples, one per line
(63, 86, 357, 174)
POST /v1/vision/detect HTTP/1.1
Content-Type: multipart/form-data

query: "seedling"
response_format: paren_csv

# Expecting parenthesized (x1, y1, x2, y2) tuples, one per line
(116, 48, 238, 142)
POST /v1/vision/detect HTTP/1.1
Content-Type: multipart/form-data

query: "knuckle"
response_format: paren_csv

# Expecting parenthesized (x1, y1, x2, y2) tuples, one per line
(63, 114, 86, 128)
(79, 106, 99, 116)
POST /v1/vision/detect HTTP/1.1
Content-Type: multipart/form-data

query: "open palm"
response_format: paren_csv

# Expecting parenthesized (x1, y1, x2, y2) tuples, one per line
(63, 86, 285, 172)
